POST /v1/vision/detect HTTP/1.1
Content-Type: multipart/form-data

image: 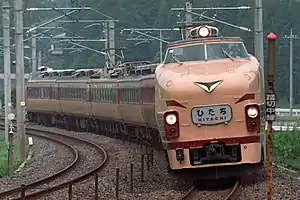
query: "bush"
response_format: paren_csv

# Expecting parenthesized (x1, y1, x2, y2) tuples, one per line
(273, 128, 300, 170)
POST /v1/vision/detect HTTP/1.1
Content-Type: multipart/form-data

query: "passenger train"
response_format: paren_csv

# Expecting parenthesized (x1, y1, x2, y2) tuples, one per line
(26, 25, 265, 178)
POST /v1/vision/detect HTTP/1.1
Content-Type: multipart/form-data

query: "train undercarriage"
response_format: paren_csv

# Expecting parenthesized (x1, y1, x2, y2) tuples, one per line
(27, 111, 163, 150)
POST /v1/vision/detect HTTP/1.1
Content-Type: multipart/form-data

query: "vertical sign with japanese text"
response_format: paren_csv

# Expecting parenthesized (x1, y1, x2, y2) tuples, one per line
(266, 93, 276, 121)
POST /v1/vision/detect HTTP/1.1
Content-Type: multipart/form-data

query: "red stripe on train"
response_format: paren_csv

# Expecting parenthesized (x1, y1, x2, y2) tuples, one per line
(167, 135, 260, 149)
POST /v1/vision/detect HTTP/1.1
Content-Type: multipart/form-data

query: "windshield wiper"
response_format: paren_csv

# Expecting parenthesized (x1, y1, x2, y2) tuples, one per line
(220, 47, 235, 61)
(171, 53, 183, 65)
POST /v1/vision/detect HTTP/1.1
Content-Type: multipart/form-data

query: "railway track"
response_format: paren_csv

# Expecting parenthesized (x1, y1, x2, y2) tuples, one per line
(178, 178, 241, 200)
(0, 123, 108, 200)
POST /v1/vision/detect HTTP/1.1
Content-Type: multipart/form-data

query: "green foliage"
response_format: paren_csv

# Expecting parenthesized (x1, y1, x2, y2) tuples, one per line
(0, 136, 22, 178)
(273, 128, 300, 170)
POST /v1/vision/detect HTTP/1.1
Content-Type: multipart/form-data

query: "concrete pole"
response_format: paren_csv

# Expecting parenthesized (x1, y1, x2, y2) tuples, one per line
(31, 30, 37, 73)
(38, 51, 41, 69)
(14, 0, 26, 161)
(2, 1, 12, 146)
(289, 28, 295, 117)
(254, 0, 266, 164)
(254, 0, 264, 84)
(185, 1, 192, 39)
(103, 22, 108, 75)
(159, 30, 163, 63)
(108, 20, 115, 66)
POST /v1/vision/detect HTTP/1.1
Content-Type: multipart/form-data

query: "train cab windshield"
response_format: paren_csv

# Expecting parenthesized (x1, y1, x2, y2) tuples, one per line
(164, 42, 249, 64)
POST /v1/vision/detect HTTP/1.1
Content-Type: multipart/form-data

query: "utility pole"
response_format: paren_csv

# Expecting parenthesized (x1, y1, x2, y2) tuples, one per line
(31, 30, 37, 73)
(284, 29, 298, 116)
(2, 1, 12, 146)
(108, 21, 115, 66)
(254, 0, 264, 86)
(103, 22, 109, 74)
(185, 1, 192, 39)
(159, 30, 163, 62)
(14, 0, 26, 161)
(38, 51, 41, 69)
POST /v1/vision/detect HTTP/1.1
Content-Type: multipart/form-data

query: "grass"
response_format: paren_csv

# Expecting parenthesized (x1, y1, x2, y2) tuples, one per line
(272, 128, 300, 170)
(276, 115, 300, 122)
(0, 136, 23, 178)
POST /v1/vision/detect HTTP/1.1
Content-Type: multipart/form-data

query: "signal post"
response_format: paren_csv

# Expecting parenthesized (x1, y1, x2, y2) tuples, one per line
(266, 32, 277, 200)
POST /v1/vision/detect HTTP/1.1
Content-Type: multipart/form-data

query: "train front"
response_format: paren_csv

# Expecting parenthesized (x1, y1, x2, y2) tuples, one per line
(155, 26, 265, 174)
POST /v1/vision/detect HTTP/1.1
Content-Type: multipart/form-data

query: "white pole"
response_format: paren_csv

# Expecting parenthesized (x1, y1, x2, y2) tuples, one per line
(31, 30, 37, 73)
(185, 1, 192, 39)
(289, 29, 293, 116)
(2, 1, 12, 146)
(14, 0, 26, 161)
(159, 30, 163, 63)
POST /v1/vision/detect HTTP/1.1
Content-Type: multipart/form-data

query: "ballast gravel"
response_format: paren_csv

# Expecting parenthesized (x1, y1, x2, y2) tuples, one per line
(30, 126, 192, 200)
(1, 127, 300, 199)
(0, 132, 74, 192)
(238, 165, 300, 200)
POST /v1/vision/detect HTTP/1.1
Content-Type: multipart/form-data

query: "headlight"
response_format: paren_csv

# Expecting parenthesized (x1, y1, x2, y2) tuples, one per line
(247, 107, 258, 118)
(198, 26, 210, 37)
(165, 114, 177, 125)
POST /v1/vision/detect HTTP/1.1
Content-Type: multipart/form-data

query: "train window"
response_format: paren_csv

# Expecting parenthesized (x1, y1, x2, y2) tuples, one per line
(99, 88, 103, 100)
(99, 88, 102, 100)
(106, 88, 110, 101)
(104, 88, 107, 101)
(143, 87, 155, 103)
(164, 44, 205, 64)
(206, 42, 249, 60)
(83, 88, 87, 100)
(27, 87, 41, 98)
(111, 88, 115, 102)
(120, 88, 140, 103)
(90, 86, 116, 102)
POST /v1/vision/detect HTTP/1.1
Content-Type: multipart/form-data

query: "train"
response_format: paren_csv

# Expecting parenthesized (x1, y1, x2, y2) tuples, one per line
(26, 25, 265, 178)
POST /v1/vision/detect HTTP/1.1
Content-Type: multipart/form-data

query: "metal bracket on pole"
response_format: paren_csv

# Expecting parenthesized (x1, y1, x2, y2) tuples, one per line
(186, 10, 252, 32)
(123, 29, 170, 44)
(67, 41, 107, 55)
(25, 10, 78, 34)
(123, 28, 178, 62)
(56, 20, 116, 23)
(171, 6, 251, 11)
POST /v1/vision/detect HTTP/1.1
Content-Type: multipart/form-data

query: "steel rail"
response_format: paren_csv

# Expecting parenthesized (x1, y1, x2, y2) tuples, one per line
(224, 178, 241, 200)
(177, 178, 241, 200)
(178, 185, 198, 200)
(0, 123, 108, 199)
(0, 125, 79, 198)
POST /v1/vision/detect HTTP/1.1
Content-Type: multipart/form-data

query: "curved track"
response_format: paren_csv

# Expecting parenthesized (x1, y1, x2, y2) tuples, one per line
(178, 178, 241, 200)
(0, 123, 108, 200)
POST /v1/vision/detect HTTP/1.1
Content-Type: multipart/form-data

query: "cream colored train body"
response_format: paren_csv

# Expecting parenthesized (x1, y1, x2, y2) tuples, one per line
(25, 25, 265, 176)
(155, 26, 265, 171)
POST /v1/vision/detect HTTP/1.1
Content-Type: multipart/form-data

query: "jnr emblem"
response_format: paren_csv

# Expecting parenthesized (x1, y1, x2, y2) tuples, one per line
(195, 80, 223, 93)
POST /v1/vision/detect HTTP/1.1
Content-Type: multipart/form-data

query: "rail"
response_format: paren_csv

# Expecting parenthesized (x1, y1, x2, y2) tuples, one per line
(0, 123, 108, 199)
(178, 178, 241, 200)
(0, 126, 79, 198)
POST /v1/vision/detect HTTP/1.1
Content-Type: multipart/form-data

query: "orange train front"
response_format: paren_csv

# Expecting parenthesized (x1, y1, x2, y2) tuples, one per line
(155, 25, 266, 173)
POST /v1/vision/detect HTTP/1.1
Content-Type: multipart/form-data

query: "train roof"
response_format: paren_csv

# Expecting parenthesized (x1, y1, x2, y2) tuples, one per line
(168, 37, 243, 47)
(28, 60, 158, 83)
(168, 25, 245, 47)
